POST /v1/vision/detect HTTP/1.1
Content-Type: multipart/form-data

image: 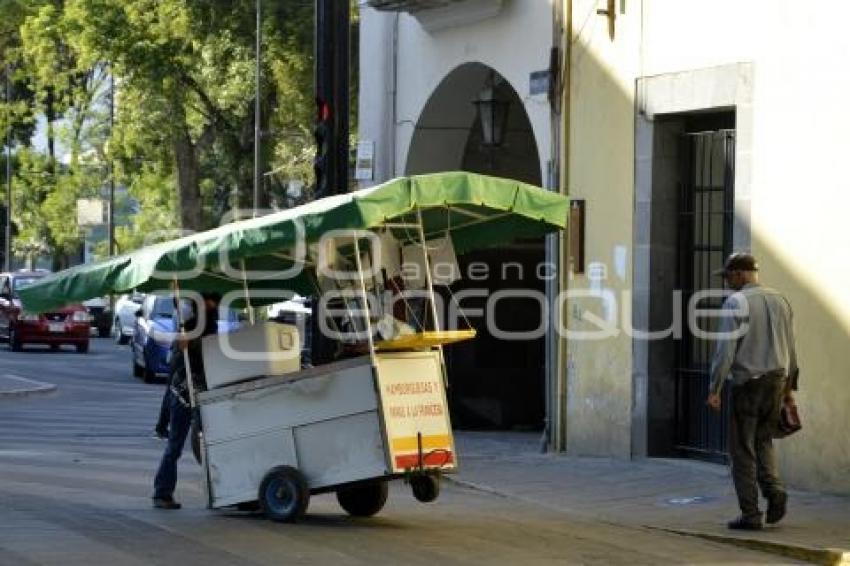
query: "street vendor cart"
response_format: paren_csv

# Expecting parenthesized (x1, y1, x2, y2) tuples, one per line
(18, 171, 569, 523)
(197, 346, 457, 520)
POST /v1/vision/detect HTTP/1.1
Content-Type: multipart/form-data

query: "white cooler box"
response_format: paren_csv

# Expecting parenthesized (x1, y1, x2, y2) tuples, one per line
(202, 322, 301, 390)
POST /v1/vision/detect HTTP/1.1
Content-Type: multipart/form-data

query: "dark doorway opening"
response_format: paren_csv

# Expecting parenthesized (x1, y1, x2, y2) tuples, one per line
(645, 110, 736, 461)
(442, 245, 546, 430)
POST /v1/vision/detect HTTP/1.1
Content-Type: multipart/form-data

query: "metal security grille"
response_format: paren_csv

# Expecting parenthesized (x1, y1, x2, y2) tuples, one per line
(675, 129, 736, 462)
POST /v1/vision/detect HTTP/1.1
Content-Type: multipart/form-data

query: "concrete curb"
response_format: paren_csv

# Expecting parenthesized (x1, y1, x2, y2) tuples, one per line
(648, 526, 850, 566)
(0, 374, 58, 398)
(445, 476, 850, 565)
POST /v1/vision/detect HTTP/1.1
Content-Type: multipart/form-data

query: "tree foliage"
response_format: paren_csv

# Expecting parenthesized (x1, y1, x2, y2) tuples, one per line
(1, 0, 327, 267)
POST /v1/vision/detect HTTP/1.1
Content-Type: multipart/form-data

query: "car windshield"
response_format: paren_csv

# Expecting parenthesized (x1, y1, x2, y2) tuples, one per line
(12, 276, 43, 291)
(150, 297, 175, 318)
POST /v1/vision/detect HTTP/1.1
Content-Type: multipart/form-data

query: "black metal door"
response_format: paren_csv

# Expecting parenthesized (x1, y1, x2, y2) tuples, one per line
(675, 129, 735, 462)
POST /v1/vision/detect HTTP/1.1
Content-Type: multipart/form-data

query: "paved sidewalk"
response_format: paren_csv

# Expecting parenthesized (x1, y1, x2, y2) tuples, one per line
(452, 431, 850, 565)
(0, 374, 57, 398)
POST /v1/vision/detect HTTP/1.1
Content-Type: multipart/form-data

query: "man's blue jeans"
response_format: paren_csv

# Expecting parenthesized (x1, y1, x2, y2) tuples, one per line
(153, 394, 192, 500)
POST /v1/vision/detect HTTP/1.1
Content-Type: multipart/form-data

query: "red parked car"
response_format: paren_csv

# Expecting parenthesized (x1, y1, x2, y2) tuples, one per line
(0, 270, 91, 353)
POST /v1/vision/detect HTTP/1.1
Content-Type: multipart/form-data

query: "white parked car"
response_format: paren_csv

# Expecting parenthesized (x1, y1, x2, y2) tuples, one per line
(82, 296, 112, 338)
(113, 292, 144, 345)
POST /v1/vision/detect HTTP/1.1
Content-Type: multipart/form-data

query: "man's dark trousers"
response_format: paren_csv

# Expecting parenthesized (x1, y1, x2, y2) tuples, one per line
(729, 372, 787, 519)
(153, 394, 192, 500)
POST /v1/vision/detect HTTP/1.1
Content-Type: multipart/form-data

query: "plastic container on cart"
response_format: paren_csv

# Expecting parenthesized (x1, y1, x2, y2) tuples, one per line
(202, 322, 300, 389)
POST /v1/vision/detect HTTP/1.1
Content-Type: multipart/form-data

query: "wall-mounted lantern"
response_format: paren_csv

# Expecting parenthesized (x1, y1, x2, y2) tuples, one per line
(472, 73, 510, 147)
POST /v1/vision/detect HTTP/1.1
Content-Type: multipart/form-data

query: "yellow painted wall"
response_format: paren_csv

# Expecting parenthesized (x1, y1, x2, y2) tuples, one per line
(564, 0, 641, 457)
(566, 0, 850, 492)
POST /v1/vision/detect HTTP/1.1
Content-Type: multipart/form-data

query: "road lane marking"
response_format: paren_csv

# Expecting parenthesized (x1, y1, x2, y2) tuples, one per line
(0, 373, 57, 396)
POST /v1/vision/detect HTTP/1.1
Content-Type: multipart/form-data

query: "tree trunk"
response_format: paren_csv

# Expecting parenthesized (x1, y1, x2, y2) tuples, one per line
(173, 131, 202, 232)
(45, 88, 56, 165)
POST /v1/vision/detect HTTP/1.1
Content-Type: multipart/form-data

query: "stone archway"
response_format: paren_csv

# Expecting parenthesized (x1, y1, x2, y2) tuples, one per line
(406, 62, 542, 186)
(406, 63, 546, 431)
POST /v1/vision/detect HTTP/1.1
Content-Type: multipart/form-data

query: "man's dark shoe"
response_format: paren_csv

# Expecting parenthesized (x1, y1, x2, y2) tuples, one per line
(727, 515, 763, 530)
(766, 492, 787, 524)
(152, 497, 182, 510)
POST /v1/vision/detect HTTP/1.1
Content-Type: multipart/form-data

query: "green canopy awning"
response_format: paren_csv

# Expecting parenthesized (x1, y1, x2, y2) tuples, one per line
(19, 172, 568, 313)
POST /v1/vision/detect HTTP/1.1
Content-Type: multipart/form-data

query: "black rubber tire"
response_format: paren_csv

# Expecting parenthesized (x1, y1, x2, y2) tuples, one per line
(143, 366, 156, 383)
(76, 342, 89, 354)
(258, 466, 310, 523)
(131, 345, 144, 378)
(114, 319, 129, 345)
(336, 481, 389, 517)
(50, 344, 60, 352)
(410, 474, 440, 503)
(9, 329, 22, 352)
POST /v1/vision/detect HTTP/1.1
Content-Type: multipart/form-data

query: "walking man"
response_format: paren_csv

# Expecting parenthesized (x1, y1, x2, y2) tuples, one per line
(707, 252, 799, 530)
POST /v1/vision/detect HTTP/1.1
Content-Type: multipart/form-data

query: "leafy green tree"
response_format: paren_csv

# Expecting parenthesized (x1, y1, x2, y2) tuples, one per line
(2, 0, 348, 266)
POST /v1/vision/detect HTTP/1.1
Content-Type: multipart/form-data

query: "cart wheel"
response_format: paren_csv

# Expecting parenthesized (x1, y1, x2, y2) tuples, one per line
(411, 474, 440, 503)
(336, 481, 389, 517)
(258, 466, 310, 523)
(9, 329, 23, 352)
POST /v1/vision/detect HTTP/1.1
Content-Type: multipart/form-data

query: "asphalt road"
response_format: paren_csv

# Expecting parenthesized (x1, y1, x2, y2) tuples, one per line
(0, 340, 787, 565)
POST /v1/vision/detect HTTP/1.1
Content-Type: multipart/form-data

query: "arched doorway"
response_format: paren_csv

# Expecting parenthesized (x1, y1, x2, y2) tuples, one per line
(406, 63, 546, 431)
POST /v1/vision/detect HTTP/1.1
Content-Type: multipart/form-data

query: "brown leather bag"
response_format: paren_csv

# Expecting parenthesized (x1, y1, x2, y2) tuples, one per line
(775, 393, 802, 438)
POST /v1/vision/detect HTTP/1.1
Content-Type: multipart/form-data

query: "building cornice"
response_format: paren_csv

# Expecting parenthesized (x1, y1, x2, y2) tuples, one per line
(367, 0, 504, 32)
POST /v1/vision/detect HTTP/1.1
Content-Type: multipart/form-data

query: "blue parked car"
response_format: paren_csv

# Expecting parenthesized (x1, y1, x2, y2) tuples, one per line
(130, 294, 241, 383)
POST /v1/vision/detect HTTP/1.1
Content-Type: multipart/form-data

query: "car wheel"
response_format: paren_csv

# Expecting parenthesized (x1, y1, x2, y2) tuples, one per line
(336, 481, 389, 517)
(143, 367, 156, 383)
(76, 342, 89, 354)
(114, 319, 129, 345)
(142, 349, 156, 383)
(142, 361, 156, 383)
(50, 344, 60, 352)
(131, 344, 144, 378)
(9, 328, 22, 352)
(258, 466, 310, 523)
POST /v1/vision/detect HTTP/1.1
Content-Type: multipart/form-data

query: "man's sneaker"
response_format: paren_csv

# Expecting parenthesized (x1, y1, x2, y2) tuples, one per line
(727, 515, 763, 530)
(766, 492, 788, 524)
(152, 497, 182, 510)
(153, 428, 168, 440)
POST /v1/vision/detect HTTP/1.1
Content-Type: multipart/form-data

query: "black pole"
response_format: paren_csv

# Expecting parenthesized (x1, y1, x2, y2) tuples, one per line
(314, 0, 349, 198)
(4, 65, 11, 272)
(314, 0, 334, 199)
(108, 68, 115, 257)
(254, 0, 261, 216)
(311, 0, 350, 365)
(333, 0, 349, 196)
